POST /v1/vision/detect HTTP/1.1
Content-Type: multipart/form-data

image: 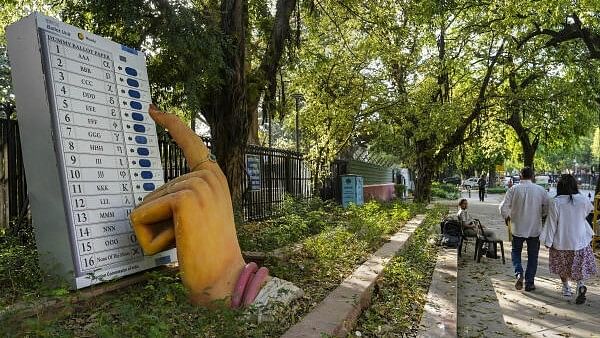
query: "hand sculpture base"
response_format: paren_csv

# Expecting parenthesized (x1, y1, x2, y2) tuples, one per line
(130, 106, 303, 309)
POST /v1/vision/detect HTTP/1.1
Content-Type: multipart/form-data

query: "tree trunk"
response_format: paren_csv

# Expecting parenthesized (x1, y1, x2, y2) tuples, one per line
(203, 0, 249, 206)
(488, 164, 496, 188)
(413, 141, 435, 203)
(522, 141, 536, 172)
(246, 0, 297, 144)
(506, 108, 538, 173)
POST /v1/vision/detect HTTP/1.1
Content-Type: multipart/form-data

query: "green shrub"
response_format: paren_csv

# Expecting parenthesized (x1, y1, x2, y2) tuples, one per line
(487, 187, 507, 194)
(431, 182, 460, 199)
(394, 184, 406, 197)
(236, 196, 341, 251)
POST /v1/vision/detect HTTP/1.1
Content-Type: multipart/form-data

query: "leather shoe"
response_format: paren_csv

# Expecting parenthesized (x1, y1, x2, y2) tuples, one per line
(524, 284, 536, 292)
(515, 273, 523, 290)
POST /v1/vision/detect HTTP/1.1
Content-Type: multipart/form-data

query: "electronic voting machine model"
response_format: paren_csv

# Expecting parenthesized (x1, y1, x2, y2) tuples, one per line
(6, 13, 177, 288)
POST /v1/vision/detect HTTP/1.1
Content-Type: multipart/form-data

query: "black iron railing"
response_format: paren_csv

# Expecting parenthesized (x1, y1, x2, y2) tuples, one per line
(0, 119, 312, 226)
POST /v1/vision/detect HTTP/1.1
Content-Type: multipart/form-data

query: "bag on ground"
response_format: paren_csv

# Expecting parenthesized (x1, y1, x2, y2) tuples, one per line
(439, 216, 461, 248)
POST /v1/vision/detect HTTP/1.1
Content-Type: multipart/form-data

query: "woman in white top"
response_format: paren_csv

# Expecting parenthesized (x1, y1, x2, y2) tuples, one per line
(541, 174, 597, 304)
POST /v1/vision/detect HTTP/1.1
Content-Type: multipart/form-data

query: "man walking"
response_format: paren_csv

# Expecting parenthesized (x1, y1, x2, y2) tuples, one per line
(478, 175, 487, 202)
(500, 167, 549, 291)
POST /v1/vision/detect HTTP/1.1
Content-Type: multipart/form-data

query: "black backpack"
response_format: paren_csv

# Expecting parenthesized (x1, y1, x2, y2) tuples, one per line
(440, 217, 461, 248)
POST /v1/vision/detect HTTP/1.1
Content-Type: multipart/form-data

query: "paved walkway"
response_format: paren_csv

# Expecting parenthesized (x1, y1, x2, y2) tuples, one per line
(457, 193, 600, 338)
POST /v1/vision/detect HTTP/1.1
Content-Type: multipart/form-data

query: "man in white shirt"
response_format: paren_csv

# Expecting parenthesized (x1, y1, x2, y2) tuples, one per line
(500, 167, 549, 291)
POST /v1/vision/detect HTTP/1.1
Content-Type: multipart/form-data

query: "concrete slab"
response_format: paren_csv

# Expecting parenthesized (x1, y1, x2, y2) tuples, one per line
(417, 248, 457, 337)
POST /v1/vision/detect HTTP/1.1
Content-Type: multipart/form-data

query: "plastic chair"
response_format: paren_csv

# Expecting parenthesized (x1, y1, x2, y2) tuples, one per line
(458, 221, 476, 257)
(474, 221, 505, 264)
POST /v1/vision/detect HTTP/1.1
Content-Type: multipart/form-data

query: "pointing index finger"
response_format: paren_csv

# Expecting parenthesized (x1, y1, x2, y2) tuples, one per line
(149, 104, 213, 172)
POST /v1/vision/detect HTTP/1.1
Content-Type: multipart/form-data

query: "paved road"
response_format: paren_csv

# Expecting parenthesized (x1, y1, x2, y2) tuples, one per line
(454, 194, 600, 338)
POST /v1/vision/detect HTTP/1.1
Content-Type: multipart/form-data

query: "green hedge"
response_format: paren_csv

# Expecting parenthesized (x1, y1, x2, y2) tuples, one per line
(487, 187, 507, 194)
(431, 182, 460, 199)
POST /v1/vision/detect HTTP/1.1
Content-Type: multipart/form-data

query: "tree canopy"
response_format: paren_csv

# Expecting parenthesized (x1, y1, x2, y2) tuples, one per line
(1, 0, 600, 202)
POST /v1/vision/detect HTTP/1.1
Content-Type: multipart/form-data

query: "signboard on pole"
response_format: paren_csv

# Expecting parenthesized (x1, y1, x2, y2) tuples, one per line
(246, 154, 261, 191)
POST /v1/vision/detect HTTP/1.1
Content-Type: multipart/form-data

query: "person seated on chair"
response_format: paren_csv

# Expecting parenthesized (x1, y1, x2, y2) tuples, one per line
(457, 198, 498, 254)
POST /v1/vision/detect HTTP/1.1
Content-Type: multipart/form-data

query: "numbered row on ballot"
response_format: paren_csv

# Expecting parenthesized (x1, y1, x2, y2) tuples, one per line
(74, 220, 135, 241)
(77, 232, 139, 257)
(56, 95, 154, 125)
(67, 179, 163, 197)
(53, 81, 150, 107)
(51, 65, 150, 94)
(79, 243, 143, 271)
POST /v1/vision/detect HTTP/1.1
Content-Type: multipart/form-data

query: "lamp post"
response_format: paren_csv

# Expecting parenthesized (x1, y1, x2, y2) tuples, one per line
(291, 93, 304, 153)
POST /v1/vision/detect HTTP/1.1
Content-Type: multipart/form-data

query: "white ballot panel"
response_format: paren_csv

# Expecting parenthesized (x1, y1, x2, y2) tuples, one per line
(6, 13, 177, 288)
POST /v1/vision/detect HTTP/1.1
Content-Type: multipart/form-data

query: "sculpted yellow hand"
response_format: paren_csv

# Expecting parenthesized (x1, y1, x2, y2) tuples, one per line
(129, 105, 246, 306)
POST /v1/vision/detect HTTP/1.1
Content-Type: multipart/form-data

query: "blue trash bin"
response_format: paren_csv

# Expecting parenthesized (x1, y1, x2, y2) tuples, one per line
(341, 175, 364, 208)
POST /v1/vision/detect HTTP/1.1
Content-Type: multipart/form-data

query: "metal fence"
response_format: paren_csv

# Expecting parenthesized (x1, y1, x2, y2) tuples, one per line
(157, 133, 312, 220)
(0, 119, 28, 228)
(0, 119, 312, 227)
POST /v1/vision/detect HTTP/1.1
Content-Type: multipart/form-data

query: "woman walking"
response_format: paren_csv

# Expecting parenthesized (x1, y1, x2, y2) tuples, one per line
(541, 174, 597, 304)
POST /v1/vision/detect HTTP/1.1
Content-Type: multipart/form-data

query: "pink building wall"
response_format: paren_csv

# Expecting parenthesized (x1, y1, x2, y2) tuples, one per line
(363, 183, 396, 202)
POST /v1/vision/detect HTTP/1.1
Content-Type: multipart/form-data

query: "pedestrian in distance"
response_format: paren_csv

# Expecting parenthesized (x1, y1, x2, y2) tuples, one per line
(541, 174, 597, 304)
(500, 167, 550, 291)
(478, 175, 486, 202)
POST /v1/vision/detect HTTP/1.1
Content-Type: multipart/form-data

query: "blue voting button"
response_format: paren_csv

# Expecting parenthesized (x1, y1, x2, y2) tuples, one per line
(128, 90, 141, 98)
(143, 183, 155, 191)
(121, 45, 138, 55)
(132, 112, 144, 121)
(127, 78, 139, 87)
(133, 124, 145, 133)
(125, 67, 138, 76)
(130, 101, 142, 110)
(139, 159, 151, 167)
(137, 148, 149, 156)
(141, 171, 153, 179)
(135, 135, 147, 144)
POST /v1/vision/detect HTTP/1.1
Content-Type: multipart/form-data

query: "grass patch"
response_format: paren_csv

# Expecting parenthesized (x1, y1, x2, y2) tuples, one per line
(351, 205, 446, 337)
(431, 182, 460, 199)
(236, 197, 342, 252)
(3, 199, 426, 336)
(0, 226, 71, 308)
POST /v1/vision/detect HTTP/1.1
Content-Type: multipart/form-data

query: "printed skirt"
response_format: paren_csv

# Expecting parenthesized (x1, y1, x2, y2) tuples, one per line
(549, 246, 597, 280)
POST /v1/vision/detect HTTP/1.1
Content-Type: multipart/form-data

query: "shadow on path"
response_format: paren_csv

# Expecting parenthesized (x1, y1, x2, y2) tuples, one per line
(456, 199, 600, 338)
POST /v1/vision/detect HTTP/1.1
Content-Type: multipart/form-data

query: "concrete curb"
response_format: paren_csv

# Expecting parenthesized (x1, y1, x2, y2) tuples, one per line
(417, 247, 458, 337)
(282, 214, 427, 338)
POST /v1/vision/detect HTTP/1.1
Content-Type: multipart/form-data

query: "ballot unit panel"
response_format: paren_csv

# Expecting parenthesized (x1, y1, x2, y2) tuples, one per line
(6, 13, 176, 288)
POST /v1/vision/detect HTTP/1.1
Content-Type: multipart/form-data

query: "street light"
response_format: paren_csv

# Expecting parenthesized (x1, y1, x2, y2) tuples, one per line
(291, 93, 304, 153)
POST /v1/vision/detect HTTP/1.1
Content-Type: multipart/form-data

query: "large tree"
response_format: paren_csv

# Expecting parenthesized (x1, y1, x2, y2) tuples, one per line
(495, 6, 600, 171)
(61, 0, 298, 204)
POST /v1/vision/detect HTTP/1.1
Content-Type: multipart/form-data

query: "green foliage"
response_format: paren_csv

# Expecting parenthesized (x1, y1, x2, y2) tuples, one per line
(0, 226, 69, 308)
(352, 205, 446, 336)
(0, 238, 43, 307)
(430, 182, 460, 200)
(237, 196, 342, 252)
(60, 0, 225, 122)
(6, 200, 428, 337)
(487, 187, 508, 194)
(394, 184, 406, 197)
